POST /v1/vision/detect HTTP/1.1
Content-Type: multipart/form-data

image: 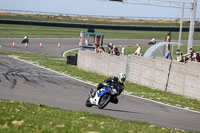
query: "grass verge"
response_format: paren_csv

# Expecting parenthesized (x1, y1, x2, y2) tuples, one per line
(0, 99, 194, 133)
(0, 50, 200, 112)
(0, 24, 200, 40)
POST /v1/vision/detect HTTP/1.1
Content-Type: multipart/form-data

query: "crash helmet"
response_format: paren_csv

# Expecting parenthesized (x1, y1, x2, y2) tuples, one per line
(118, 73, 126, 83)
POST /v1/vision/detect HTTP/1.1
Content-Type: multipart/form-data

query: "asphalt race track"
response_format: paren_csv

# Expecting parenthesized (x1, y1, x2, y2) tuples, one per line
(1, 38, 200, 131)
(1, 38, 200, 57)
(0, 38, 79, 57)
(0, 38, 150, 57)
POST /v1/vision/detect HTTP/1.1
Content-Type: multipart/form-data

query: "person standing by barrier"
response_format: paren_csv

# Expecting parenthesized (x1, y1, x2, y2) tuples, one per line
(165, 32, 171, 50)
(121, 45, 126, 55)
(195, 52, 200, 62)
(97, 46, 104, 54)
(107, 43, 113, 54)
(176, 49, 184, 62)
(164, 47, 172, 60)
(113, 45, 120, 56)
(134, 44, 142, 56)
(183, 48, 195, 62)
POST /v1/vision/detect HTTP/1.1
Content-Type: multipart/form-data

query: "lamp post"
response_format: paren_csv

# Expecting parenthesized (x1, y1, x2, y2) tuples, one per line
(187, 0, 198, 53)
(178, 2, 185, 49)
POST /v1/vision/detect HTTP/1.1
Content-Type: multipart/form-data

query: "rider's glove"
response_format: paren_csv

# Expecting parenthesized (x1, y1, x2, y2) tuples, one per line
(102, 82, 107, 86)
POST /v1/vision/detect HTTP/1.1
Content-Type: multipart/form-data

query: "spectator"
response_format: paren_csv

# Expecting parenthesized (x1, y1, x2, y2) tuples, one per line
(97, 46, 104, 54)
(165, 32, 171, 42)
(94, 43, 99, 53)
(113, 45, 120, 56)
(195, 52, 200, 62)
(121, 45, 126, 55)
(176, 49, 183, 62)
(134, 44, 142, 56)
(107, 43, 113, 54)
(107, 43, 113, 49)
(108, 47, 113, 54)
(164, 47, 172, 60)
(183, 48, 195, 62)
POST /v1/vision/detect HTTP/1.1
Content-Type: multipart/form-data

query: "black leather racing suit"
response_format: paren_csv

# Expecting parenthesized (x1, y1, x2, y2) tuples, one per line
(97, 76, 125, 96)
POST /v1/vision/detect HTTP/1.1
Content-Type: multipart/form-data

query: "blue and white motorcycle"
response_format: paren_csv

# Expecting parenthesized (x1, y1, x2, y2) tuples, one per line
(86, 86, 118, 109)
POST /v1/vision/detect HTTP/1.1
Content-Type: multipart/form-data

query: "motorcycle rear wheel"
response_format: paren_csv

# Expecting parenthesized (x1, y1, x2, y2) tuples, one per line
(98, 93, 111, 109)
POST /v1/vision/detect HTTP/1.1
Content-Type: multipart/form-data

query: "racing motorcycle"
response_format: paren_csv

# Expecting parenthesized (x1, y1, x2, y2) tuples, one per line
(85, 85, 118, 109)
(21, 36, 29, 44)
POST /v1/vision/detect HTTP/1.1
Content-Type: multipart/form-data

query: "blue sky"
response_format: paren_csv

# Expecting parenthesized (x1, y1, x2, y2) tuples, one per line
(0, 0, 199, 19)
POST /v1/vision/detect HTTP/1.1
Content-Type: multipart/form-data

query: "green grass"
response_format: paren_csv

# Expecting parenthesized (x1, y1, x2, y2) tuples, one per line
(0, 24, 200, 40)
(0, 100, 194, 133)
(0, 50, 200, 112)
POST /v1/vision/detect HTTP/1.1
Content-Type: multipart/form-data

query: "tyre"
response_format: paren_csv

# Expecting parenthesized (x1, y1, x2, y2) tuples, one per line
(85, 97, 93, 107)
(98, 93, 111, 109)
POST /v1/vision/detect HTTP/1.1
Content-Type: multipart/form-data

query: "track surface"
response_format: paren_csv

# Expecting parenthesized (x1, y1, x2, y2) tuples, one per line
(1, 38, 200, 57)
(1, 39, 200, 131)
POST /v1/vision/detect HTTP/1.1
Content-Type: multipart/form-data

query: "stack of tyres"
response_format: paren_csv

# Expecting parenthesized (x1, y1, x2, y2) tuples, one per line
(66, 54, 78, 65)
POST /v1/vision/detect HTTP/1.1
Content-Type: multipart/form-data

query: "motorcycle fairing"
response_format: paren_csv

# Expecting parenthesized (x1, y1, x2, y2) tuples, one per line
(90, 88, 109, 105)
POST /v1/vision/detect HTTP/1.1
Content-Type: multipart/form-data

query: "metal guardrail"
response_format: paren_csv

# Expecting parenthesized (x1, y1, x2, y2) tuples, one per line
(0, 19, 200, 32)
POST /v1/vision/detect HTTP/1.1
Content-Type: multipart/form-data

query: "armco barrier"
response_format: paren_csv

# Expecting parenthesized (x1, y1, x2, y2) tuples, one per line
(1, 19, 200, 32)
(77, 50, 200, 100)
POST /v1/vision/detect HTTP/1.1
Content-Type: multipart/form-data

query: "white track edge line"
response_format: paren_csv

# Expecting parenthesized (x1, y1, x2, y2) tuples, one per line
(8, 55, 200, 114)
(62, 48, 79, 58)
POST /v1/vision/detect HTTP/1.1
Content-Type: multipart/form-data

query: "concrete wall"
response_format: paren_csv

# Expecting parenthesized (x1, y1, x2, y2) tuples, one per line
(128, 56, 172, 91)
(168, 61, 200, 100)
(77, 50, 200, 100)
(77, 50, 127, 76)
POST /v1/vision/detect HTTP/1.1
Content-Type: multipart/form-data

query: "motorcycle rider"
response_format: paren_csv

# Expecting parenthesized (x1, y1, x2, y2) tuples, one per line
(22, 35, 29, 44)
(91, 73, 126, 104)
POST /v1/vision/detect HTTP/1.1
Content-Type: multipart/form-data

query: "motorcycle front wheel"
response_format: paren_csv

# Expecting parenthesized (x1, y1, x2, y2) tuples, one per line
(98, 93, 111, 109)
(85, 97, 93, 107)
